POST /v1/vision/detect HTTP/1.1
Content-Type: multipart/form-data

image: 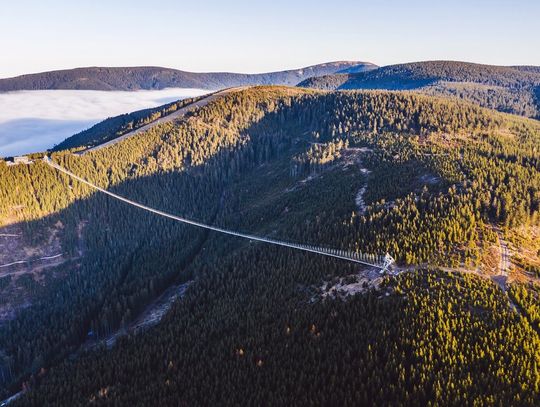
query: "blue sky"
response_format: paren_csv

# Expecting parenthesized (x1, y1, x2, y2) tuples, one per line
(1, 0, 539, 77)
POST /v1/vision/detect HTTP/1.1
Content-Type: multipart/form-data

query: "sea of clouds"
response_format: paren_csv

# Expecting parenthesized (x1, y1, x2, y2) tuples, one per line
(0, 88, 209, 157)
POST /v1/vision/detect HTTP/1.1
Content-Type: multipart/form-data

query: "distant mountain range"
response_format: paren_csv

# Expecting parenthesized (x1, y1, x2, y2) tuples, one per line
(3, 60, 540, 120)
(0, 62, 377, 92)
(298, 61, 540, 118)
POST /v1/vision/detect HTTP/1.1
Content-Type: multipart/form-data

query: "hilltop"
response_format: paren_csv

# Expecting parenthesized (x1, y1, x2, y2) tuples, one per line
(299, 61, 540, 118)
(1, 86, 539, 405)
(0, 62, 377, 92)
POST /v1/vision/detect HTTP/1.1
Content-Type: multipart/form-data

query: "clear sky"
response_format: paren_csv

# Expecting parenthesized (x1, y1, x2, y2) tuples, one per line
(1, 0, 539, 78)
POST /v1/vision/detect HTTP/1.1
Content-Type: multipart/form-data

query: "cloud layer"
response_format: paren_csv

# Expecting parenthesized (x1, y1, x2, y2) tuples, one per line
(0, 88, 208, 157)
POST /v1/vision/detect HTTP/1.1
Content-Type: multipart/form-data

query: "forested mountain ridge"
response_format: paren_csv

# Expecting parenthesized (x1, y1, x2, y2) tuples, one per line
(1, 86, 540, 405)
(0, 62, 377, 92)
(54, 87, 246, 153)
(513, 66, 540, 74)
(298, 61, 540, 119)
(52, 94, 209, 151)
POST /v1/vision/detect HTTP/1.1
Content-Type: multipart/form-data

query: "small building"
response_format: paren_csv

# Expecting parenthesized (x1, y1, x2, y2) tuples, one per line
(6, 156, 33, 166)
(14, 156, 30, 164)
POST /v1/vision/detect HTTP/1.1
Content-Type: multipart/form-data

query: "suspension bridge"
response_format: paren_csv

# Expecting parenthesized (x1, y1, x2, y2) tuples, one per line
(43, 156, 395, 271)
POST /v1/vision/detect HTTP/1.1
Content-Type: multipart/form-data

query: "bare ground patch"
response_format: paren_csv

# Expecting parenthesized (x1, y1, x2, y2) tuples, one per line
(0, 220, 84, 324)
(318, 268, 385, 300)
(85, 280, 193, 350)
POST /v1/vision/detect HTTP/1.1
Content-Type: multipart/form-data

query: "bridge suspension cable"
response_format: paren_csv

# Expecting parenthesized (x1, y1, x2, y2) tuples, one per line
(44, 157, 394, 270)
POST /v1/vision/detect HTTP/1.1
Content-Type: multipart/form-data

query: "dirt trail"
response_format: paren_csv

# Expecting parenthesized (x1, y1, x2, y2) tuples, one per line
(0, 253, 63, 271)
(492, 230, 510, 292)
(91, 281, 193, 349)
(488, 229, 521, 313)
(80, 87, 247, 154)
(0, 390, 23, 406)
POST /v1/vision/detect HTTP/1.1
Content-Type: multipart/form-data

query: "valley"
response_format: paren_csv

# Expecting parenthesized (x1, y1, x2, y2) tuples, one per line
(0, 88, 209, 157)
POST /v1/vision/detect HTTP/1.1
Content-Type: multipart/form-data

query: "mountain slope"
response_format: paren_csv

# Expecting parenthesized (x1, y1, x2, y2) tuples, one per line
(513, 66, 540, 74)
(298, 61, 540, 118)
(52, 94, 209, 151)
(1, 87, 540, 405)
(0, 62, 377, 92)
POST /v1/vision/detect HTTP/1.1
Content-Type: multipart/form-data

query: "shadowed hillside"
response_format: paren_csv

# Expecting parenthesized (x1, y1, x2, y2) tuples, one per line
(299, 61, 540, 119)
(1, 86, 539, 406)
